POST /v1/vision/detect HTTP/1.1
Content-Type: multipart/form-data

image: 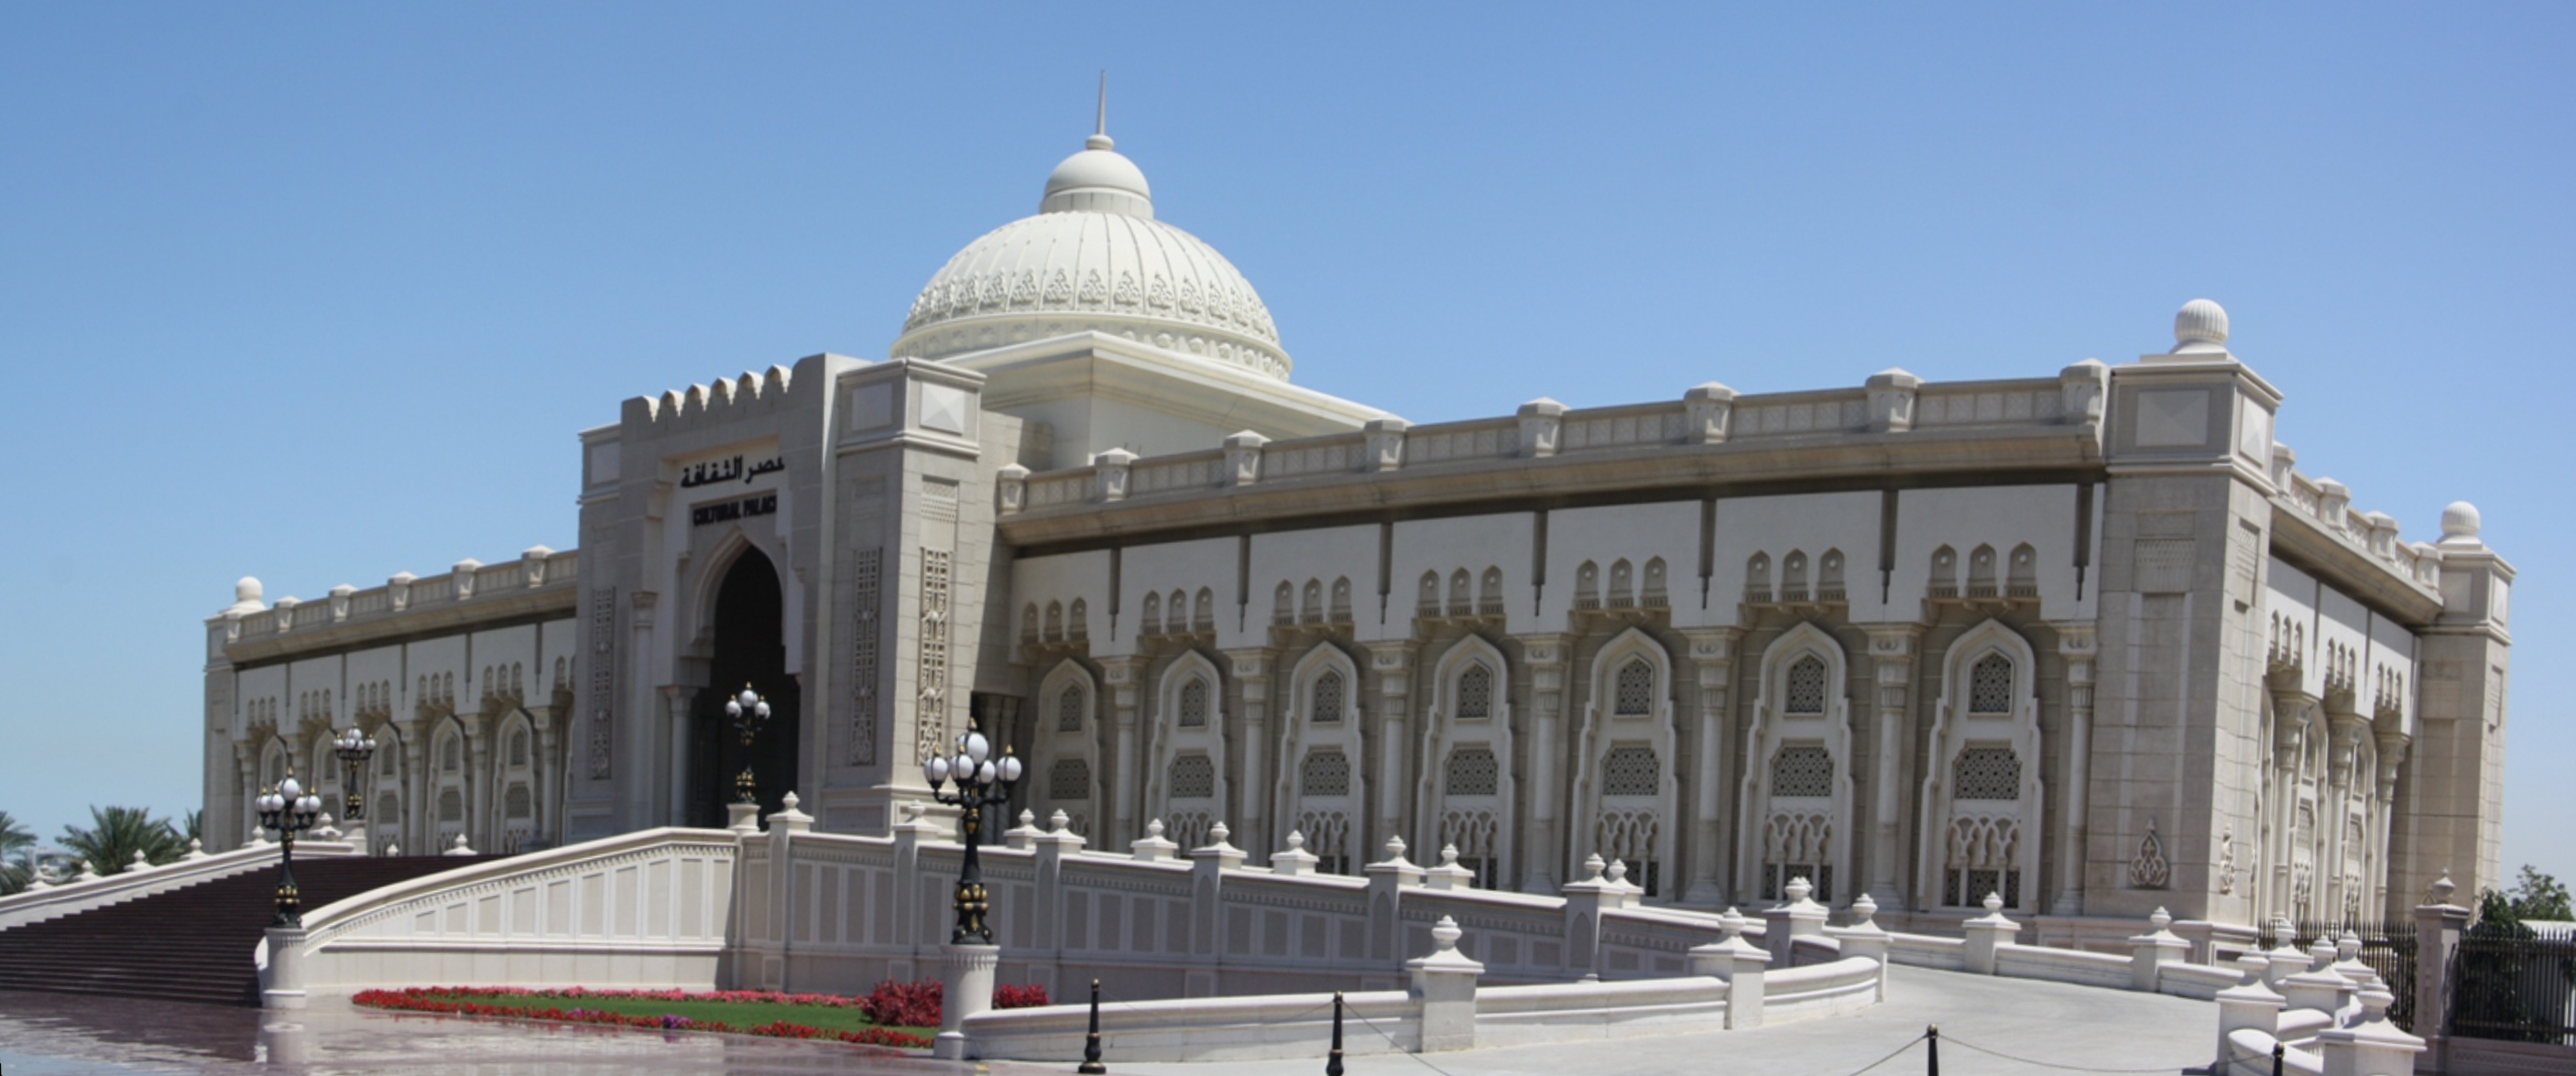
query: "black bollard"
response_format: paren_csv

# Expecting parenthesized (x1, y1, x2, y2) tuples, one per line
(1926, 1024, 1938, 1076)
(2271, 1042, 2284, 1076)
(1326, 992, 1346, 1076)
(1077, 978, 1107, 1075)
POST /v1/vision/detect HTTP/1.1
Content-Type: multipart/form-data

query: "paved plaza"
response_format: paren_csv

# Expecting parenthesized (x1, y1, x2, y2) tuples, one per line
(0, 966, 2215, 1076)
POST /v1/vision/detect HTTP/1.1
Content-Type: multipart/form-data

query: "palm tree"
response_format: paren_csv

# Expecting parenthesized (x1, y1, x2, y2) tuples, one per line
(57, 806, 185, 875)
(0, 810, 34, 895)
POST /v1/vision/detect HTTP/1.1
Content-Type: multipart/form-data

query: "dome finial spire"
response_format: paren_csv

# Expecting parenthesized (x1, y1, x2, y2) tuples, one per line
(1088, 71, 1113, 151)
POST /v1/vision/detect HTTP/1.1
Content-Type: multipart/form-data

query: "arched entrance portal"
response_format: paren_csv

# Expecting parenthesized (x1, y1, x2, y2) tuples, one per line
(688, 548, 801, 828)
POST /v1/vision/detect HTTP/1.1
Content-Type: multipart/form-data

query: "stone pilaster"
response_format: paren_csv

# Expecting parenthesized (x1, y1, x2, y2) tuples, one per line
(2054, 624, 2098, 915)
(1679, 628, 1740, 905)
(1516, 634, 1569, 893)
(1364, 641, 1414, 852)
(1098, 657, 1147, 845)
(1226, 649, 1274, 856)
(1861, 625, 1920, 908)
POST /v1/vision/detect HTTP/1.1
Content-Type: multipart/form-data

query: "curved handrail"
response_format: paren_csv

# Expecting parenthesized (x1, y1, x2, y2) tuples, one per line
(0, 840, 355, 930)
(295, 826, 735, 947)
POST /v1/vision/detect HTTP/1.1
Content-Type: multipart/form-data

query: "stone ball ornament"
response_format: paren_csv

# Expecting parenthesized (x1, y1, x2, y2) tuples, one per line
(2174, 298, 2230, 353)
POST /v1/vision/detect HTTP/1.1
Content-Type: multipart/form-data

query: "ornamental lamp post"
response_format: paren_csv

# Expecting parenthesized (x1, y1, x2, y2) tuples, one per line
(724, 685, 772, 806)
(922, 729, 1023, 944)
(332, 727, 377, 822)
(255, 770, 323, 926)
(924, 728, 1023, 1060)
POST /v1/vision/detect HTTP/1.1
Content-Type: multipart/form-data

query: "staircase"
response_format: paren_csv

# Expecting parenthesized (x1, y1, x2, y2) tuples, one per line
(0, 855, 488, 1005)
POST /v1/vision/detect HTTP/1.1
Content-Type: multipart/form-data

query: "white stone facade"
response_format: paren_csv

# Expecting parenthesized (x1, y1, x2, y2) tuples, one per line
(202, 124, 2513, 945)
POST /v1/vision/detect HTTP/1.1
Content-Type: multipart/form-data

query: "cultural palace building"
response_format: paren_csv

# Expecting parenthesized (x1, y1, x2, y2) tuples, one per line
(198, 119, 2516, 945)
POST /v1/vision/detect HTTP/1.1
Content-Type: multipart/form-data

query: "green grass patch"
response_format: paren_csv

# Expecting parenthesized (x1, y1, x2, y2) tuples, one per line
(437, 993, 934, 1038)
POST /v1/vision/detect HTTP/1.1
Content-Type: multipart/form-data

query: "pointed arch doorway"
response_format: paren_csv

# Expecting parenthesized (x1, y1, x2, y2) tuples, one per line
(687, 547, 802, 828)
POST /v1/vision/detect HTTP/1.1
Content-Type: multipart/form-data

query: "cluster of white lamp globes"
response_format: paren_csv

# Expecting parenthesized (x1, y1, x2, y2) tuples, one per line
(922, 730, 1023, 791)
(725, 687, 772, 804)
(256, 773, 323, 927)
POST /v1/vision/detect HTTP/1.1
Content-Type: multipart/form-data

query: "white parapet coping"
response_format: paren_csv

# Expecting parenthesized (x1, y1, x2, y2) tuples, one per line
(0, 840, 357, 931)
(959, 988, 1420, 1063)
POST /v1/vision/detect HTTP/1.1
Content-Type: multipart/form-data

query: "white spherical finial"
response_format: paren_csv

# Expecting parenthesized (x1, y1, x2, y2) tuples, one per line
(236, 577, 263, 603)
(2440, 501, 2483, 545)
(2173, 298, 2231, 353)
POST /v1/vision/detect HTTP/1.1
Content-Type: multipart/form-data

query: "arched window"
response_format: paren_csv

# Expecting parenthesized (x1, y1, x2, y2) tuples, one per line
(1612, 659, 1654, 716)
(1179, 678, 1209, 727)
(1445, 748, 1499, 797)
(1785, 656, 1828, 715)
(440, 735, 463, 772)
(1456, 663, 1494, 720)
(1300, 751, 1351, 797)
(1057, 684, 1085, 732)
(1953, 747, 2022, 800)
(1311, 671, 1344, 723)
(508, 731, 529, 766)
(1968, 655, 2014, 714)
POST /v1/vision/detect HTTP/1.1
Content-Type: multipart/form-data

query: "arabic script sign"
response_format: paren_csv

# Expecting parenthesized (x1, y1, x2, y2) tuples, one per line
(680, 455, 784, 488)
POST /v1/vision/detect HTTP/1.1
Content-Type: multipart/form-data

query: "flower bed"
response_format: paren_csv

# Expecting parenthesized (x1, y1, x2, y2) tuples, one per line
(353, 986, 935, 1049)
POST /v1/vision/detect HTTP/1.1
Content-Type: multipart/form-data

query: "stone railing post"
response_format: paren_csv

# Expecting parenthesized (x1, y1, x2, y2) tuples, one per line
(1960, 891, 2020, 975)
(890, 800, 938, 968)
(1684, 382, 1736, 444)
(260, 926, 308, 1009)
(1560, 853, 1616, 978)
(1424, 843, 1476, 890)
(1270, 830, 1320, 875)
(1362, 418, 1409, 472)
(1028, 810, 1085, 999)
(2412, 875, 2472, 1073)
(1407, 916, 1484, 1052)
(1517, 398, 1566, 458)
(1689, 908, 1770, 1028)
(2263, 917, 2308, 991)
(1186, 822, 1245, 997)
(1365, 836, 1424, 963)
(1130, 818, 1178, 863)
(995, 463, 1029, 516)
(1827, 894, 1893, 1000)
(2214, 953, 2285, 1071)
(1762, 875, 1829, 965)
(1864, 369, 1920, 433)
(2129, 907, 2190, 992)
(2316, 986, 2425, 1076)
(1222, 430, 1268, 486)
(759, 792, 813, 992)
(2282, 955, 2359, 1021)
(1091, 448, 1136, 504)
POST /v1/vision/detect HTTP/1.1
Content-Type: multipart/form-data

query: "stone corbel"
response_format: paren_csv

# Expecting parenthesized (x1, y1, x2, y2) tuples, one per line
(1864, 369, 1921, 434)
(1684, 383, 1736, 444)
(1222, 430, 1268, 485)
(1091, 449, 1136, 504)
(1517, 398, 1566, 459)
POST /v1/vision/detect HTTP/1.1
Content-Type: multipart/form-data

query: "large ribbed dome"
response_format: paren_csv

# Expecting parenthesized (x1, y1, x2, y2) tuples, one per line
(890, 132, 1291, 380)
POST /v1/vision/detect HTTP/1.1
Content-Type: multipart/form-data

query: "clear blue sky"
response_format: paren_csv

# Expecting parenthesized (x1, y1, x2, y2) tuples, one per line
(3, 5, 2568, 888)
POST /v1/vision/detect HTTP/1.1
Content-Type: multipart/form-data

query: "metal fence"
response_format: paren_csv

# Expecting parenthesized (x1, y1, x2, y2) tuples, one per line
(2291, 919, 2418, 1032)
(2449, 930, 2576, 1046)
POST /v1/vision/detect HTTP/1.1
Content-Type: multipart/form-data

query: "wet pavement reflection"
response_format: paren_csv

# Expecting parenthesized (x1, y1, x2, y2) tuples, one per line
(0, 992, 1023, 1075)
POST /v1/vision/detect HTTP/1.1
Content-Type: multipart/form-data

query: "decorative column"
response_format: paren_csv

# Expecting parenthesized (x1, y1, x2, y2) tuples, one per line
(2369, 733, 2407, 919)
(1680, 629, 1740, 906)
(2054, 625, 2097, 915)
(661, 686, 696, 828)
(1517, 635, 1570, 893)
(1861, 625, 1919, 907)
(1365, 642, 1414, 853)
(1227, 649, 1275, 857)
(1099, 658, 1146, 845)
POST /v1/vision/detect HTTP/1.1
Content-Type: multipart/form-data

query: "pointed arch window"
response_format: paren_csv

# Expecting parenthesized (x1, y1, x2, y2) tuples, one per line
(1057, 684, 1085, 732)
(1771, 745, 1834, 798)
(1311, 670, 1344, 724)
(1602, 746, 1660, 797)
(1050, 757, 1091, 799)
(1456, 663, 1494, 720)
(1168, 755, 1215, 799)
(1445, 747, 1499, 797)
(1300, 750, 1351, 797)
(1952, 746, 2021, 800)
(1179, 678, 1209, 727)
(1612, 659, 1654, 716)
(1785, 655, 1828, 715)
